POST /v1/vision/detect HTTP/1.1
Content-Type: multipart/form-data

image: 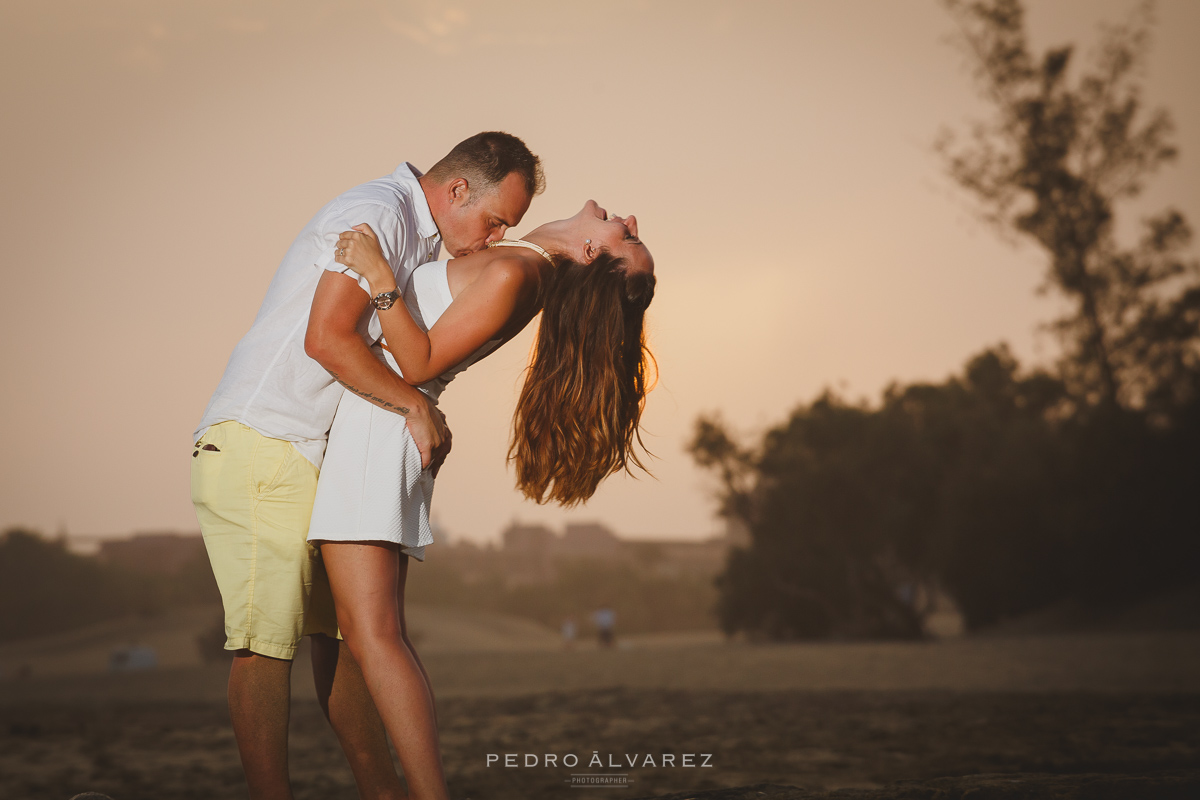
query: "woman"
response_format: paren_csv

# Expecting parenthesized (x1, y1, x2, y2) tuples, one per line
(306, 199, 655, 800)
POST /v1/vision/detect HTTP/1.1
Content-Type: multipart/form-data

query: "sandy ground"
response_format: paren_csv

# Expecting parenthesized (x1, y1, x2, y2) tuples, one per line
(1, 607, 1198, 799)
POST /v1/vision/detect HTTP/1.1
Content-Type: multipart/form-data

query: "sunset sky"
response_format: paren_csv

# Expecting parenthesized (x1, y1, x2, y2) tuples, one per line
(2, 0, 1197, 547)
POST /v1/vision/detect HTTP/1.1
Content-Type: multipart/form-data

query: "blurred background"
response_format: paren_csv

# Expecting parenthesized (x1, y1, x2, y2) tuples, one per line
(2, 1, 1199, 799)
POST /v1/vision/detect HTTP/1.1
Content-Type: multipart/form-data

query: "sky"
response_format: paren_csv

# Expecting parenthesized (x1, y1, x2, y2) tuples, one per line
(1, 0, 1197, 547)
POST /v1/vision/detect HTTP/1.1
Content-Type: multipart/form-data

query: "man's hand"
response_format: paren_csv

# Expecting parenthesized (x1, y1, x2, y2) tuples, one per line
(404, 394, 448, 470)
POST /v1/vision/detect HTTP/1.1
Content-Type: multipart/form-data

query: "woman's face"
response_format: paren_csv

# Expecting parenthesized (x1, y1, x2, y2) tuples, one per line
(565, 200, 654, 275)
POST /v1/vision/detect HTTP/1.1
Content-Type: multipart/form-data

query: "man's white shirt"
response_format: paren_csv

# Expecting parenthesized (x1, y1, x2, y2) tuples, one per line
(194, 162, 442, 470)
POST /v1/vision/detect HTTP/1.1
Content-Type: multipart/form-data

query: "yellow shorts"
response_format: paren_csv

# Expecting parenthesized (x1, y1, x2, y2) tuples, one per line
(191, 420, 341, 659)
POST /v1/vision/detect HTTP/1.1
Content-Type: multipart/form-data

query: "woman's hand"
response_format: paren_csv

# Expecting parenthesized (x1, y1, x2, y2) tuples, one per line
(334, 224, 396, 295)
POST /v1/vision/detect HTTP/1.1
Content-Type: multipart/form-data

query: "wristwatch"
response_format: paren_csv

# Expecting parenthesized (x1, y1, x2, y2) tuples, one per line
(372, 288, 401, 311)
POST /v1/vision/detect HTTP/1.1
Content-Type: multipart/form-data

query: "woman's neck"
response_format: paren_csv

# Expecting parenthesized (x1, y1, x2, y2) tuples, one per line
(517, 227, 574, 259)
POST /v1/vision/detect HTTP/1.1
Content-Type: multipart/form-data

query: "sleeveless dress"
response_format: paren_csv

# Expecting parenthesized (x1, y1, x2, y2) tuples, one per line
(306, 259, 502, 561)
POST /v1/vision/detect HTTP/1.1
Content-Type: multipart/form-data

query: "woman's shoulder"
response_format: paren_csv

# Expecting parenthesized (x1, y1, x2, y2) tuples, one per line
(447, 251, 541, 301)
(483, 253, 539, 285)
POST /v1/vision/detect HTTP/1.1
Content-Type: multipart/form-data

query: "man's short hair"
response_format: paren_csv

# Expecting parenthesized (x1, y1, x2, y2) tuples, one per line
(426, 131, 545, 199)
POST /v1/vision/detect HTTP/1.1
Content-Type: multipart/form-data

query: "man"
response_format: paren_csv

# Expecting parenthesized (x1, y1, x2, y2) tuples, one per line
(191, 131, 544, 800)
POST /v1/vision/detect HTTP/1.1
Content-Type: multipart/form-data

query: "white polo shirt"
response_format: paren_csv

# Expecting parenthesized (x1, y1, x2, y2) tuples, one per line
(194, 162, 442, 470)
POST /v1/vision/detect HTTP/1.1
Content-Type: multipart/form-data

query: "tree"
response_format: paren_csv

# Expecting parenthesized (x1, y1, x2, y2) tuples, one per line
(690, 349, 1082, 637)
(690, 401, 929, 640)
(688, 2, 1200, 640)
(937, 0, 1200, 415)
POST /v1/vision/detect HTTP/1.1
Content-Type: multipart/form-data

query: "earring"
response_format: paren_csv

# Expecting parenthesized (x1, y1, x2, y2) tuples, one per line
(585, 239, 591, 245)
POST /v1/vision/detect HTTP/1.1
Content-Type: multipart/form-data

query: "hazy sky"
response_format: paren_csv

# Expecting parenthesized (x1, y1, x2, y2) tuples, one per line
(2, 0, 1197, 546)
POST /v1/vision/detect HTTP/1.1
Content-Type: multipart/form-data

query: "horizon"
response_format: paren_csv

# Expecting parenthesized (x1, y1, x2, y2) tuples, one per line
(40, 517, 734, 553)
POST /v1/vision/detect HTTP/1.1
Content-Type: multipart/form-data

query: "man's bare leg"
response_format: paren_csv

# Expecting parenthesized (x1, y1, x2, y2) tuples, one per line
(311, 634, 407, 799)
(228, 651, 294, 800)
(322, 542, 451, 800)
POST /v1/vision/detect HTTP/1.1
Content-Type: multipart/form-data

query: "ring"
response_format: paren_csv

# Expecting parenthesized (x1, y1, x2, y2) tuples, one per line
(338, 248, 345, 256)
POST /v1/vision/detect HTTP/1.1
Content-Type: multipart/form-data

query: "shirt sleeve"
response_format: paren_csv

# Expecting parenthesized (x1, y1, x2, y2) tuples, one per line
(317, 200, 409, 296)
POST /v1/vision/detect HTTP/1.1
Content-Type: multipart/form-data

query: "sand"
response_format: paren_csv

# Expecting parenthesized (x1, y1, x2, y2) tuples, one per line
(1, 607, 1198, 799)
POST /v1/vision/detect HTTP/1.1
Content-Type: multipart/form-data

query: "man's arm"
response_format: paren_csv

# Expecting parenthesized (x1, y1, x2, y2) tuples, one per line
(304, 270, 446, 467)
(335, 224, 530, 385)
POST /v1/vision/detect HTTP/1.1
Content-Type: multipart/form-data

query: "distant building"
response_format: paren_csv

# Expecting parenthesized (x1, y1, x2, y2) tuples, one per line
(503, 522, 557, 553)
(98, 532, 205, 574)
(500, 522, 558, 585)
(434, 537, 499, 584)
(559, 522, 624, 559)
(489, 520, 731, 586)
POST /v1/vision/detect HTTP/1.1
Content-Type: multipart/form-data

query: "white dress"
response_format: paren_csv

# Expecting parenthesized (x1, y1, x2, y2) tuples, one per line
(306, 260, 501, 561)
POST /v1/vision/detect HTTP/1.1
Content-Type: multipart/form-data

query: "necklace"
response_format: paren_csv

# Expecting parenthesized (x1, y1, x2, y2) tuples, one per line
(486, 238, 555, 266)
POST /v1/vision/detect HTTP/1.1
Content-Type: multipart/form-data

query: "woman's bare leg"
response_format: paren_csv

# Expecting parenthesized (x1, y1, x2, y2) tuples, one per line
(397, 608, 438, 733)
(321, 541, 451, 800)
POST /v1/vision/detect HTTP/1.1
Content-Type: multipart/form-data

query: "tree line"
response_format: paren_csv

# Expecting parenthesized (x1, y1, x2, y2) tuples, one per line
(0, 529, 221, 643)
(0, 529, 719, 645)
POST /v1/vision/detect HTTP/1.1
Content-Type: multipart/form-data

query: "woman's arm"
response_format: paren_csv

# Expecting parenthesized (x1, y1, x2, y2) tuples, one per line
(335, 224, 531, 385)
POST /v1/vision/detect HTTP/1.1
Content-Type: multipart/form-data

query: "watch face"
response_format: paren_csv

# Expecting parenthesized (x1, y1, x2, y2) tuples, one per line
(374, 291, 397, 310)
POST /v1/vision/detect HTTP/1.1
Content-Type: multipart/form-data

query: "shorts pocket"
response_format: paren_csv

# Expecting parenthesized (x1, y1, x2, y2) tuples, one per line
(252, 436, 299, 497)
(194, 422, 230, 453)
(191, 423, 236, 506)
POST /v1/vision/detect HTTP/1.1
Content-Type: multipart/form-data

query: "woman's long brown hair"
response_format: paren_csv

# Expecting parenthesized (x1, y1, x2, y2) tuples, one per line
(508, 251, 657, 506)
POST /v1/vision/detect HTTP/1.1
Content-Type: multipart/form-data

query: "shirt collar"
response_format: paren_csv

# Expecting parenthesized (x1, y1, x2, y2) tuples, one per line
(393, 162, 440, 242)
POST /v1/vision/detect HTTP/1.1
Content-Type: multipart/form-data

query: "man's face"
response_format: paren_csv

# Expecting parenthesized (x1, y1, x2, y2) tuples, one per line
(439, 171, 533, 257)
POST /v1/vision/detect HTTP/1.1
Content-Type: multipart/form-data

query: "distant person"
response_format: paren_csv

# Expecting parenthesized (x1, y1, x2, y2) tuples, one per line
(562, 616, 579, 648)
(108, 643, 157, 672)
(592, 606, 617, 648)
(191, 132, 541, 800)
(307, 200, 655, 798)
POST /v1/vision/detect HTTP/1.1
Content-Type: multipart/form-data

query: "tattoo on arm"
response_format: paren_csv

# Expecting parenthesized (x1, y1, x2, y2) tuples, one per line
(328, 369, 411, 415)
